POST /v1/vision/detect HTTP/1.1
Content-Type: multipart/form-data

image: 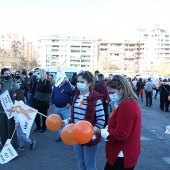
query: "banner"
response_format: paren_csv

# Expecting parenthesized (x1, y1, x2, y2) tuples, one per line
(0, 90, 15, 119)
(55, 66, 67, 87)
(15, 101, 38, 138)
(0, 139, 18, 164)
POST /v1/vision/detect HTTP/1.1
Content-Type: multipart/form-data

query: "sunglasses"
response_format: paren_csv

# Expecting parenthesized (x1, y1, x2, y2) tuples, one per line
(80, 71, 91, 77)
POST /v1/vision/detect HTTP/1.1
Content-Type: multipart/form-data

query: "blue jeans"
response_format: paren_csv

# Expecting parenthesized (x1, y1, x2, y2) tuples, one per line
(17, 123, 32, 147)
(54, 107, 71, 136)
(73, 143, 100, 170)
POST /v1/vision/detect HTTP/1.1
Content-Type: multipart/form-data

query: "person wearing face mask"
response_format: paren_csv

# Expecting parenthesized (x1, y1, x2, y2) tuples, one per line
(32, 69, 52, 134)
(14, 71, 28, 103)
(94, 75, 141, 170)
(63, 71, 105, 170)
(0, 68, 19, 149)
(29, 68, 39, 107)
(51, 77, 75, 142)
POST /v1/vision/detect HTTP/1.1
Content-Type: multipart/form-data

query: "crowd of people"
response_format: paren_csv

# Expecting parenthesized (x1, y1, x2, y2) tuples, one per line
(0, 66, 168, 169)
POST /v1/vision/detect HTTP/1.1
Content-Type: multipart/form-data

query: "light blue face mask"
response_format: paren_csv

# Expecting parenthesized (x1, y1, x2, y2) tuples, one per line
(37, 75, 41, 79)
(109, 93, 122, 103)
(77, 82, 88, 92)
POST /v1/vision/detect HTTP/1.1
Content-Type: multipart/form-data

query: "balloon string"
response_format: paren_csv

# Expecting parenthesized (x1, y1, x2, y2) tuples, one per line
(11, 128, 16, 141)
(37, 112, 48, 118)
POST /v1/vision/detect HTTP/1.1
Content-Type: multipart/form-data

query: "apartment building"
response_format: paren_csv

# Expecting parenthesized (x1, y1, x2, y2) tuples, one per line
(38, 35, 99, 70)
(134, 23, 170, 72)
(99, 40, 144, 74)
(0, 33, 37, 70)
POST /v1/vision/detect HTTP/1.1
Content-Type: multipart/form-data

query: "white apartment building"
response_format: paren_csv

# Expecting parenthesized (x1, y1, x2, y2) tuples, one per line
(134, 23, 170, 72)
(38, 35, 99, 70)
(99, 40, 142, 75)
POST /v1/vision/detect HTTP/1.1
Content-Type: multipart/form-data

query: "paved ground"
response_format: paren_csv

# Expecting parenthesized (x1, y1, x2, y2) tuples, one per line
(1, 92, 170, 170)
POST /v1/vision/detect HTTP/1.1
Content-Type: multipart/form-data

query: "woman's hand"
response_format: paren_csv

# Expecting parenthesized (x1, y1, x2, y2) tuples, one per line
(94, 129, 101, 138)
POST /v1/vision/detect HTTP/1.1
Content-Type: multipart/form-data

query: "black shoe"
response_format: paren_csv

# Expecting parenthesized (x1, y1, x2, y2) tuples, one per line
(38, 129, 46, 135)
(32, 128, 41, 133)
(55, 137, 61, 142)
(30, 140, 36, 150)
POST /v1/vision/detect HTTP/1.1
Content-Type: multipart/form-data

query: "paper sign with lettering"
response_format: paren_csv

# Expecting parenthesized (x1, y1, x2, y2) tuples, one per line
(15, 101, 38, 138)
(55, 66, 67, 87)
(0, 90, 15, 119)
(165, 125, 170, 134)
(0, 139, 18, 164)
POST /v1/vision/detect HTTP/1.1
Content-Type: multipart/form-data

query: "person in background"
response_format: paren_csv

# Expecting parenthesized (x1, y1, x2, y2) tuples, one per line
(159, 79, 170, 112)
(63, 71, 105, 170)
(136, 78, 145, 102)
(52, 77, 74, 142)
(29, 68, 39, 107)
(14, 71, 28, 104)
(27, 72, 33, 106)
(32, 69, 52, 134)
(94, 75, 141, 170)
(94, 70, 100, 92)
(108, 74, 113, 80)
(144, 77, 154, 107)
(98, 73, 110, 127)
(155, 78, 162, 99)
(14, 89, 36, 151)
(46, 72, 54, 86)
(70, 72, 77, 87)
(0, 68, 19, 149)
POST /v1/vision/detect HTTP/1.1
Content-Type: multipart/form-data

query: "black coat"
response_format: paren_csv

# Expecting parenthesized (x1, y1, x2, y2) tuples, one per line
(160, 83, 170, 103)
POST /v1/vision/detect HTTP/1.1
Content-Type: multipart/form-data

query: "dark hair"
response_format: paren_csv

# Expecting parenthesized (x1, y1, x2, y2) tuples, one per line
(95, 70, 99, 74)
(1, 68, 10, 75)
(29, 72, 33, 77)
(163, 79, 168, 82)
(22, 70, 27, 75)
(78, 71, 95, 89)
(72, 72, 77, 78)
(98, 73, 104, 80)
(15, 89, 25, 102)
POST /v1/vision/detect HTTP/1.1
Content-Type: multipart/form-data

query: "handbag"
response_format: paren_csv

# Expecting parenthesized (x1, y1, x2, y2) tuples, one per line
(139, 88, 143, 95)
(163, 85, 170, 101)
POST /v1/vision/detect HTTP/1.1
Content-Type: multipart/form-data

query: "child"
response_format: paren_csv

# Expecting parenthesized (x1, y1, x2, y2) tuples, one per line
(14, 89, 36, 151)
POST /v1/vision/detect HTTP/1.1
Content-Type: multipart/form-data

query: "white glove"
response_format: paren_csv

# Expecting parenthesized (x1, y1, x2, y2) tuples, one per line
(92, 135, 97, 141)
(101, 129, 109, 141)
(62, 119, 68, 126)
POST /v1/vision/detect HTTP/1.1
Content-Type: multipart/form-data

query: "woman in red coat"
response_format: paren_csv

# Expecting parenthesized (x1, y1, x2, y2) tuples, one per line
(95, 75, 141, 170)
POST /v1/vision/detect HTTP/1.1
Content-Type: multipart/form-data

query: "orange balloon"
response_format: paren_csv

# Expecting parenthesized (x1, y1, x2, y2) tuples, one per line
(46, 114, 62, 131)
(168, 96, 170, 101)
(61, 124, 77, 145)
(72, 120, 94, 144)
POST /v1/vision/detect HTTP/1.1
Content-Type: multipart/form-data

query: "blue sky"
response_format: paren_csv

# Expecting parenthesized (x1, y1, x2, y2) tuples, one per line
(0, 0, 170, 42)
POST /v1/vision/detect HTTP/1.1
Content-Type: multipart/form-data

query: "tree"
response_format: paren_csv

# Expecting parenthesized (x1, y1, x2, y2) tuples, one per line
(97, 56, 120, 73)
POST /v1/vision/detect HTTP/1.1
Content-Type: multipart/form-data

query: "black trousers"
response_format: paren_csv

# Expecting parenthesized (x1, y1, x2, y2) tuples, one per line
(145, 91, 152, 106)
(32, 100, 49, 130)
(103, 102, 109, 128)
(104, 158, 135, 170)
(0, 113, 18, 148)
